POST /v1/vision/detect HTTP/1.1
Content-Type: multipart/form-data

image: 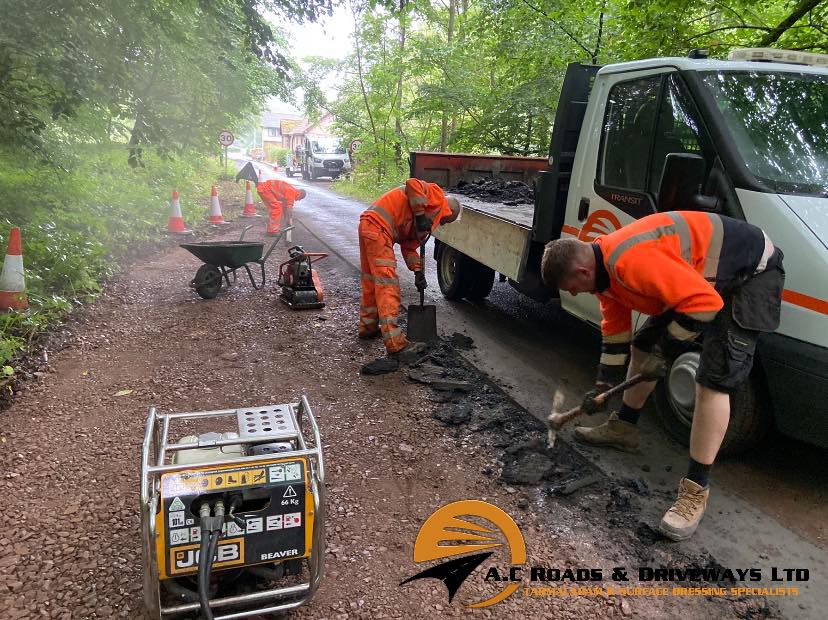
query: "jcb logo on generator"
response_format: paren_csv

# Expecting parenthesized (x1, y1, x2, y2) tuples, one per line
(169, 538, 245, 575)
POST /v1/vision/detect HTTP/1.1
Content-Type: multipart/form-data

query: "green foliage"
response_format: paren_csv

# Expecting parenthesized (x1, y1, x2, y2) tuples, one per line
(0, 146, 221, 364)
(0, 0, 334, 163)
(265, 145, 291, 164)
(0, 0, 337, 367)
(332, 169, 407, 203)
(303, 0, 828, 189)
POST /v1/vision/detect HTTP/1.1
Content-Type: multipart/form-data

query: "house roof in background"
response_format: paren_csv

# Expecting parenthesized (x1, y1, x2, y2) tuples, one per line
(261, 111, 303, 127)
(282, 112, 336, 137)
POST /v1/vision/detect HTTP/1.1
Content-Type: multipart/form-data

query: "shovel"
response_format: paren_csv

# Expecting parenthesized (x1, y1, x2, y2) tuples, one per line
(406, 238, 438, 343)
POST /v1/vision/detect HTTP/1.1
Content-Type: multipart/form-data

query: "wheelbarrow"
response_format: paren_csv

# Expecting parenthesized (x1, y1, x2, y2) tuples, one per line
(181, 225, 294, 299)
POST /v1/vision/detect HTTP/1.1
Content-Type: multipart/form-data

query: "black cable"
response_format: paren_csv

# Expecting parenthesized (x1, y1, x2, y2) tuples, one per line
(197, 527, 214, 620)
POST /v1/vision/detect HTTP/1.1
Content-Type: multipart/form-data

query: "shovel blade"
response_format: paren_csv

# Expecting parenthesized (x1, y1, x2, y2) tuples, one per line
(407, 304, 438, 343)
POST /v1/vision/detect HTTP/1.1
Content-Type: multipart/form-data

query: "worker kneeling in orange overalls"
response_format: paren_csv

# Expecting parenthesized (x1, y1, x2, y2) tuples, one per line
(359, 178, 461, 371)
(256, 178, 306, 237)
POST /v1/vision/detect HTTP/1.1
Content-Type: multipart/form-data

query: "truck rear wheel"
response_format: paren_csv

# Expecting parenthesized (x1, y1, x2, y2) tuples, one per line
(436, 244, 493, 302)
(466, 262, 494, 301)
(653, 351, 773, 456)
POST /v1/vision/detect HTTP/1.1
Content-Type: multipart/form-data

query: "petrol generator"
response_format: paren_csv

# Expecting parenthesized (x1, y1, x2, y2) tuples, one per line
(140, 396, 325, 619)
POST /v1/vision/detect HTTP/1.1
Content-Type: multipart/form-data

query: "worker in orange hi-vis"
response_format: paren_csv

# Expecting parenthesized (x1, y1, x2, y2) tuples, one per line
(256, 178, 306, 236)
(358, 178, 462, 374)
(541, 211, 784, 543)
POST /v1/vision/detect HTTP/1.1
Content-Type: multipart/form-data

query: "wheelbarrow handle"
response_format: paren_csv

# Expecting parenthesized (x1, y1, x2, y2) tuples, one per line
(262, 226, 296, 263)
(239, 225, 254, 241)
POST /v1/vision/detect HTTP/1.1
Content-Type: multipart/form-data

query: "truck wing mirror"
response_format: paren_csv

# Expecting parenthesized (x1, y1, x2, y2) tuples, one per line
(657, 153, 718, 212)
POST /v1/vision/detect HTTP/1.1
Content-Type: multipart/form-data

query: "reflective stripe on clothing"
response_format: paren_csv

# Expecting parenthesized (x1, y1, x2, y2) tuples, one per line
(607, 224, 680, 279)
(704, 213, 724, 280)
(603, 331, 631, 344)
(367, 205, 397, 240)
(755, 232, 775, 273)
(667, 320, 698, 341)
(359, 217, 408, 354)
(382, 327, 403, 341)
(600, 352, 628, 366)
(669, 212, 693, 266)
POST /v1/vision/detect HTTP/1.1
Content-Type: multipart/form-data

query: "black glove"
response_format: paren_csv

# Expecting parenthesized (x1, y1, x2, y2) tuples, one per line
(639, 346, 668, 380)
(657, 335, 686, 363)
(415, 214, 431, 232)
(581, 383, 612, 415)
(414, 270, 427, 292)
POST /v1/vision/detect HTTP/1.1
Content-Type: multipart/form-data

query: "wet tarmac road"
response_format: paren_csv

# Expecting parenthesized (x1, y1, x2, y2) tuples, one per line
(240, 161, 828, 618)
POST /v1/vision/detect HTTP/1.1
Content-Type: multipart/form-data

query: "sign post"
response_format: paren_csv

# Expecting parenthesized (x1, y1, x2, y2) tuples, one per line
(219, 130, 235, 179)
(348, 139, 362, 178)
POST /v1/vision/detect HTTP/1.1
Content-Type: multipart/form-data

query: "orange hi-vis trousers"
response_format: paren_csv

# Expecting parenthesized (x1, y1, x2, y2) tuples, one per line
(359, 218, 408, 354)
(267, 203, 291, 235)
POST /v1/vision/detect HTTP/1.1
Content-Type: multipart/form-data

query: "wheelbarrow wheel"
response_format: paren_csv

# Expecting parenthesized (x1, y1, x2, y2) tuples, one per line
(194, 264, 222, 299)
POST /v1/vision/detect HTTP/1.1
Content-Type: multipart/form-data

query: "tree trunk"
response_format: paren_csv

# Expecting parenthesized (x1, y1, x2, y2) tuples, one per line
(128, 112, 145, 169)
(352, 7, 381, 181)
(394, 0, 407, 170)
(757, 0, 822, 46)
(439, 0, 456, 151)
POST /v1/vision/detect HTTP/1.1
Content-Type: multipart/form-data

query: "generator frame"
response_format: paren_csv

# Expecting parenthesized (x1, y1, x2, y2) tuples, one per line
(140, 396, 325, 619)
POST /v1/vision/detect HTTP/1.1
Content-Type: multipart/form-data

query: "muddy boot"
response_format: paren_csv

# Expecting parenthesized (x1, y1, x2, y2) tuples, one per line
(360, 357, 400, 375)
(573, 412, 640, 453)
(659, 478, 710, 541)
(358, 330, 381, 340)
(390, 341, 428, 365)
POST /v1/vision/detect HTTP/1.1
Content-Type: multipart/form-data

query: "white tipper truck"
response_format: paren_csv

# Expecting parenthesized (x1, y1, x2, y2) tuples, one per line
(412, 48, 828, 455)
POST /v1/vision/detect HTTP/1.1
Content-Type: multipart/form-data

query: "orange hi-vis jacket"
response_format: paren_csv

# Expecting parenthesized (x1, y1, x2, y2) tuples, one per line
(361, 179, 452, 270)
(256, 179, 302, 209)
(593, 211, 775, 382)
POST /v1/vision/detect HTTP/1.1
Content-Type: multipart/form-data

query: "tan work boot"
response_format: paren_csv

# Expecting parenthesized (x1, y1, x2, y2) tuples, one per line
(659, 478, 710, 541)
(573, 412, 640, 453)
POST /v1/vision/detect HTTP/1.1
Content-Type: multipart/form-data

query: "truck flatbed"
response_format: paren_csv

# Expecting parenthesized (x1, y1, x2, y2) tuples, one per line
(445, 192, 535, 228)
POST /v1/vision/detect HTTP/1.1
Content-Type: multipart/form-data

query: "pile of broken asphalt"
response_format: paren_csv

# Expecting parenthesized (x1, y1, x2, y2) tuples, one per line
(449, 178, 534, 206)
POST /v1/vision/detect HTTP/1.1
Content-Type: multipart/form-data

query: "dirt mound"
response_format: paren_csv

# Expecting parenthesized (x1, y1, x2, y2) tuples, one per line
(450, 177, 534, 205)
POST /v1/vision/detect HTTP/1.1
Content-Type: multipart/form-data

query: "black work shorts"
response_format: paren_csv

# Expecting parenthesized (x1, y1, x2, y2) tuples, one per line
(632, 255, 785, 394)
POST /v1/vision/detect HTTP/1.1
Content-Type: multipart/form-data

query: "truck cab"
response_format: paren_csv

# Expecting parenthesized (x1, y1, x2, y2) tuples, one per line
(418, 48, 828, 454)
(302, 137, 351, 181)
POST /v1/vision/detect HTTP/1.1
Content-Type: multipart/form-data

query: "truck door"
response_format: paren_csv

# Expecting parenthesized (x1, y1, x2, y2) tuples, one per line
(561, 70, 717, 325)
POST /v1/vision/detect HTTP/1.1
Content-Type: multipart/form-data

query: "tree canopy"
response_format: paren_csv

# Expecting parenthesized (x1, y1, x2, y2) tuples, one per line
(300, 0, 827, 183)
(0, 0, 332, 163)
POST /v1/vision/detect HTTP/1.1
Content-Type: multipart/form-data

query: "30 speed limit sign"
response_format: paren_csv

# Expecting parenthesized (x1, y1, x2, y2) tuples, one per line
(218, 131, 235, 147)
(349, 139, 362, 153)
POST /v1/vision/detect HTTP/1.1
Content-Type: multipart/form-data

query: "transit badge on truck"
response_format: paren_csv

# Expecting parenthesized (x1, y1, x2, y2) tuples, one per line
(156, 457, 313, 579)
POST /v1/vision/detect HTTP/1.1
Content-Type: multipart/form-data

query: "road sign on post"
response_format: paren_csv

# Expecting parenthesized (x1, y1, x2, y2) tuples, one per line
(349, 139, 362, 154)
(219, 131, 235, 178)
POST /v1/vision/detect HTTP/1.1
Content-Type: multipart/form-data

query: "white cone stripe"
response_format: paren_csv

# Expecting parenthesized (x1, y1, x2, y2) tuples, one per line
(170, 197, 183, 218)
(0, 254, 25, 291)
(211, 196, 223, 216)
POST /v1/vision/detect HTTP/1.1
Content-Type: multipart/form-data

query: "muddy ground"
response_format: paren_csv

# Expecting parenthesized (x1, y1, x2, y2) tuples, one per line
(0, 185, 774, 619)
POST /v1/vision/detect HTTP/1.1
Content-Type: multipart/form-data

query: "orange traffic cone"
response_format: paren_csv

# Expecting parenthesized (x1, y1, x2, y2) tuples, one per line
(0, 227, 28, 311)
(209, 185, 229, 225)
(241, 180, 260, 218)
(167, 189, 192, 235)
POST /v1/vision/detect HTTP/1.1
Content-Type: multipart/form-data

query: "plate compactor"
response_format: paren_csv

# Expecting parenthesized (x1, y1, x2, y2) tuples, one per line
(277, 246, 328, 310)
(141, 396, 325, 619)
